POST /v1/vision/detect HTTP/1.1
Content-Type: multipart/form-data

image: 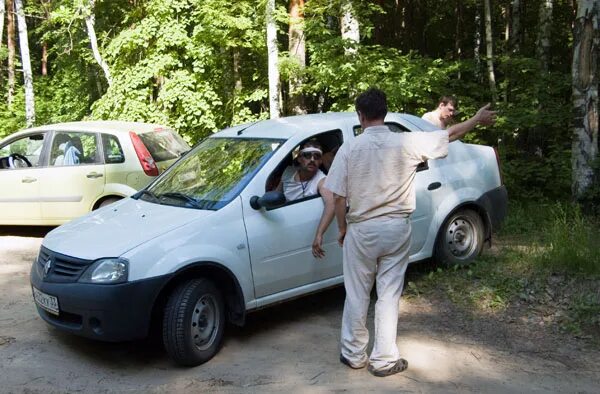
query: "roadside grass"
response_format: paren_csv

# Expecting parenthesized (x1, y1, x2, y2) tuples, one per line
(405, 200, 600, 342)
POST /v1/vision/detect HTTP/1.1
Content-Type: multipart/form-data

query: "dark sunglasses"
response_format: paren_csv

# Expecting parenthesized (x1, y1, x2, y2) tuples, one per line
(300, 152, 322, 160)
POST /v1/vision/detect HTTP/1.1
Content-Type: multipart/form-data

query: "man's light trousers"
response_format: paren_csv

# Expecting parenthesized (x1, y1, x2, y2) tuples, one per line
(340, 216, 411, 371)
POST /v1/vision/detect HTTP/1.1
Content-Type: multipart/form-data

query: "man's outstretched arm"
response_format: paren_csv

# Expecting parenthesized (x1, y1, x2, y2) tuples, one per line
(447, 103, 497, 142)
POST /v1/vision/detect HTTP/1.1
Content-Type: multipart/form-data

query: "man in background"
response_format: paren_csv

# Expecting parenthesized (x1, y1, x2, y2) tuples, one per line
(422, 95, 458, 129)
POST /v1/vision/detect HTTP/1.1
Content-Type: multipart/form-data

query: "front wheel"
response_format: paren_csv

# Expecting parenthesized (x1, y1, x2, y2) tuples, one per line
(163, 278, 225, 366)
(434, 209, 484, 266)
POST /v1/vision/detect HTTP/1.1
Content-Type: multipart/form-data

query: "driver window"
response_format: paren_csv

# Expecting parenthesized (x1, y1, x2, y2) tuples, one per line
(0, 133, 45, 169)
(266, 129, 343, 205)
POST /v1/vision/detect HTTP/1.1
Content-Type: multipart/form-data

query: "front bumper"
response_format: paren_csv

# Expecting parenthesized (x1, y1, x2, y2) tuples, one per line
(30, 258, 170, 342)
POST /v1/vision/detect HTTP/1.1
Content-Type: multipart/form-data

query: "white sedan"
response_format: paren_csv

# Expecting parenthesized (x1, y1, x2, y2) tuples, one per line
(31, 112, 507, 366)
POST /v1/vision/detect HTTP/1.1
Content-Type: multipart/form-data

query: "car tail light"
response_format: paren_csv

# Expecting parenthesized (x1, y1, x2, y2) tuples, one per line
(129, 131, 159, 176)
(493, 147, 504, 185)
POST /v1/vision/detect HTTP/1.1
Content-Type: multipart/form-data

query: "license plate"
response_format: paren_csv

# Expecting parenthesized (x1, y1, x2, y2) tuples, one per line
(32, 287, 59, 315)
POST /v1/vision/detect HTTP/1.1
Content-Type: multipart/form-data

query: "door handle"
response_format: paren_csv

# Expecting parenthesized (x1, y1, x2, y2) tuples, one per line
(427, 182, 442, 191)
(86, 172, 103, 179)
(21, 177, 37, 183)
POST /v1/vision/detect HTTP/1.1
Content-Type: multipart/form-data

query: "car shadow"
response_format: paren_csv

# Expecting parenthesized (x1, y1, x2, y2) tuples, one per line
(0, 226, 56, 238)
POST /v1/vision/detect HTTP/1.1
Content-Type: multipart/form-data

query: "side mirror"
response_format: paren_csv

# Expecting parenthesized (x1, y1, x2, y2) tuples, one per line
(250, 191, 286, 210)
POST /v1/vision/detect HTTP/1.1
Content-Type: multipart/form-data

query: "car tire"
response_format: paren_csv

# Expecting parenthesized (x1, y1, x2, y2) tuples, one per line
(98, 197, 121, 208)
(162, 278, 225, 366)
(435, 209, 484, 266)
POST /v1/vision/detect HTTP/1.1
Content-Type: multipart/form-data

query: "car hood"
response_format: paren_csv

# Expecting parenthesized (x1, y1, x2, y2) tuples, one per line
(43, 198, 214, 259)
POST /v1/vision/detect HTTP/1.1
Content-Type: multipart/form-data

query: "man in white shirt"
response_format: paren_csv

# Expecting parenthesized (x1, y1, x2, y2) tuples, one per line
(422, 95, 458, 129)
(276, 140, 336, 258)
(325, 88, 495, 377)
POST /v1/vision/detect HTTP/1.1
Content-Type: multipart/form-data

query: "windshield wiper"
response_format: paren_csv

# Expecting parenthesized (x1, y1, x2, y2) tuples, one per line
(159, 192, 202, 208)
(133, 189, 160, 202)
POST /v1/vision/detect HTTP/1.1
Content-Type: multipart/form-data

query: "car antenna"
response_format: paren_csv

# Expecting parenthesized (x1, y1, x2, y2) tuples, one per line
(237, 121, 259, 135)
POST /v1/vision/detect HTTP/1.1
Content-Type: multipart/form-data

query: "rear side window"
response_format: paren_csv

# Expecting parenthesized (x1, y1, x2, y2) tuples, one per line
(102, 134, 125, 164)
(353, 122, 410, 136)
(137, 129, 189, 162)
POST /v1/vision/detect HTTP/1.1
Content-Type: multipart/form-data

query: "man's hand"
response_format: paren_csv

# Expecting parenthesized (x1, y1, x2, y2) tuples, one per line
(475, 103, 497, 126)
(312, 234, 325, 259)
(337, 228, 346, 246)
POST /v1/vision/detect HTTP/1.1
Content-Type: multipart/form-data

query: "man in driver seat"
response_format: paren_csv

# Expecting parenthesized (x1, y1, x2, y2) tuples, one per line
(278, 140, 327, 201)
(275, 140, 337, 259)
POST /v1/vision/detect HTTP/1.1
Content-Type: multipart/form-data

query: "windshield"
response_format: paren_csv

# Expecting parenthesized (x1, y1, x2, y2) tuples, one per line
(140, 137, 283, 210)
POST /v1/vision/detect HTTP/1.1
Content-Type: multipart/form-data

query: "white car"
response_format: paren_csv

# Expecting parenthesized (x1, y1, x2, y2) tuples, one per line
(0, 121, 190, 225)
(30, 113, 507, 366)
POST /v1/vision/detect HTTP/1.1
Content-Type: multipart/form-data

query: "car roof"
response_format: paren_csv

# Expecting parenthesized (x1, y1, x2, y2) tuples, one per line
(215, 113, 359, 140)
(213, 112, 430, 140)
(8, 121, 172, 137)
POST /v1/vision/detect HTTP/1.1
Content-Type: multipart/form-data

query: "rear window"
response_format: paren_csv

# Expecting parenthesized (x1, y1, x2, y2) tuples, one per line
(138, 129, 190, 162)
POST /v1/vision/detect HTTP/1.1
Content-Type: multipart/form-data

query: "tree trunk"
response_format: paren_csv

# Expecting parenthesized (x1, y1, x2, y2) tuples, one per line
(341, 0, 359, 54)
(41, 0, 50, 76)
(233, 48, 242, 93)
(14, 0, 34, 127)
(266, 0, 280, 118)
(510, 0, 521, 53)
(6, 0, 15, 107)
(474, 1, 482, 82)
(0, 0, 4, 85)
(537, 0, 553, 71)
(483, 0, 497, 103)
(288, 0, 306, 115)
(572, 0, 600, 199)
(84, 0, 112, 86)
(455, 0, 462, 78)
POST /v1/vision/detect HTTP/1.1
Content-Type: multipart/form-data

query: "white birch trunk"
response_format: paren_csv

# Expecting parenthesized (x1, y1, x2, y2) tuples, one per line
(84, 0, 112, 86)
(483, 0, 497, 103)
(572, 0, 600, 199)
(341, 0, 359, 54)
(510, 0, 521, 53)
(0, 1, 5, 50)
(537, 0, 553, 71)
(14, 0, 34, 127)
(266, 0, 280, 119)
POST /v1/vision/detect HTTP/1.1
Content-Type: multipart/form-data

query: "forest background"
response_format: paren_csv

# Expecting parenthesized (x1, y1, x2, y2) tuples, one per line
(0, 0, 597, 205)
(0, 0, 599, 339)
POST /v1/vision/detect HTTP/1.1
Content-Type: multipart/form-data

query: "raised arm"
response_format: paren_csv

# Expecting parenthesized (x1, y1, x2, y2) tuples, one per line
(447, 103, 497, 142)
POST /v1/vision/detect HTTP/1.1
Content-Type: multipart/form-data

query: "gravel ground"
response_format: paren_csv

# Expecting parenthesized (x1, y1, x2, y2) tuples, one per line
(1, 226, 599, 393)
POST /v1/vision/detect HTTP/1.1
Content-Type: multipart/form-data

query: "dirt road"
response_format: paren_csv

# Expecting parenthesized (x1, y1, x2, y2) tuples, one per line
(1, 226, 599, 393)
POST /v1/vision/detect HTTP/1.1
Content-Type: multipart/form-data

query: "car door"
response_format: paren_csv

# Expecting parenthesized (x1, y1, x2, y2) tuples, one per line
(241, 131, 344, 299)
(0, 132, 47, 223)
(39, 131, 105, 222)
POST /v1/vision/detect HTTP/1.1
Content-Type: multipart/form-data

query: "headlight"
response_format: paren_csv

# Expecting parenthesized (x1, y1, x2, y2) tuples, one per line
(79, 258, 128, 284)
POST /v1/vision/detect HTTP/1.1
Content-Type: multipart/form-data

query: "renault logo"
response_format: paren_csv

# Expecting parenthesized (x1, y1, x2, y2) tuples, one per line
(44, 259, 52, 277)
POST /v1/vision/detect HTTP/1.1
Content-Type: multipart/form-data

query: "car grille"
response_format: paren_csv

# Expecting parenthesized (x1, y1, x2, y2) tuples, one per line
(37, 246, 94, 283)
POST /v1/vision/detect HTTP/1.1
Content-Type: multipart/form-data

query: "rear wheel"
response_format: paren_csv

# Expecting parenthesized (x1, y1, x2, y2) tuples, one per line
(435, 209, 484, 266)
(162, 278, 225, 366)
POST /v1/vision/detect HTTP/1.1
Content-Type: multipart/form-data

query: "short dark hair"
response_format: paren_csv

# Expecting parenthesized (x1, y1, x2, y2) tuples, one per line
(355, 88, 387, 121)
(439, 95, 458, 107)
